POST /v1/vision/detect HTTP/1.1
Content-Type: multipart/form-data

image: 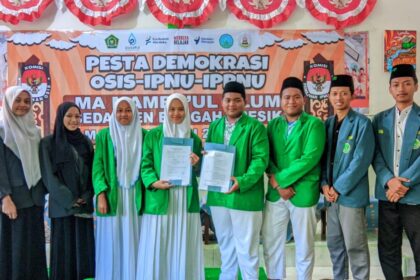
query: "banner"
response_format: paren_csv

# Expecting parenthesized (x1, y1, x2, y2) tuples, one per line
(384, 30, 416, 72)
(345, 31, 369, 114)
(6, 29, 348, 139)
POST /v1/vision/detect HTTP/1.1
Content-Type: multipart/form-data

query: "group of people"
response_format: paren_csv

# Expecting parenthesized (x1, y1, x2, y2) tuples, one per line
(0, 63, 418, 280)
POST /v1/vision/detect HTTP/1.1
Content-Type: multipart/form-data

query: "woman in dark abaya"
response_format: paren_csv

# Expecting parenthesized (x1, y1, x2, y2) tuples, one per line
(0, 86, 48, 280)
(40, 102, 95, 280)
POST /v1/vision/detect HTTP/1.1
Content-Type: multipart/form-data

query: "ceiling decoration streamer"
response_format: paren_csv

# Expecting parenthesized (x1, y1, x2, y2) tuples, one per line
(305, 0, 377, 29)
(146, 0, 218, 28)
(64, 0, 137, 26)
(0, 0, 52, 24)
(227, 0, 296, 28)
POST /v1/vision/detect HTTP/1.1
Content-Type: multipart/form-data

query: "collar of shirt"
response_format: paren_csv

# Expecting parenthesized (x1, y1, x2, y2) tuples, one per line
(224, 115, 242, 144)
(395, 104, 413, 122)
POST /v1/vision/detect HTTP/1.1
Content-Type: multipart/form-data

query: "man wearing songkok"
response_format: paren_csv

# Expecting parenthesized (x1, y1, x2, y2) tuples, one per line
(262, 77, 325, 280)
(207, 81, 269, 280)
(372, 64, 420, 280)
(322, 74, 374, 280)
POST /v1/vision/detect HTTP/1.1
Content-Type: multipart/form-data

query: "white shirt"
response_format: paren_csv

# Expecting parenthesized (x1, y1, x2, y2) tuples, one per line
(224, 116, 241, 145)
(393, 105, 413, 176)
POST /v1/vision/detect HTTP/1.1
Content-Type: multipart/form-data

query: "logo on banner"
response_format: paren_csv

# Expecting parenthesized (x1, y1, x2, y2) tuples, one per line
(239, 34, 251, 48)
(194, 36, 215, 45)
(128, 33, 136, 46)
(219, 34, 233, 49)
(125, 33, 140, 51)
(174, 36, 189, 45)
(146, 36, 152, 45)
(146, 36, 169, 45)
(20, 64, 51, 102)
(105, 35, 119, 48)
(303, 63, 332, 99)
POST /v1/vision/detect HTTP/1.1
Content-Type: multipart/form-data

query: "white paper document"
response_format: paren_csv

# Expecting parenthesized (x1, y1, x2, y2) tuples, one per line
(160, 137, 193, 186)
(199, 143, 235, 193)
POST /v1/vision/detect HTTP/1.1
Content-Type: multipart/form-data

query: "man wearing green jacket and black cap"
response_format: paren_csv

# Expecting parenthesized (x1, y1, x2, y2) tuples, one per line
(262, 77, 325, 280)
(206, 81, 269, 280)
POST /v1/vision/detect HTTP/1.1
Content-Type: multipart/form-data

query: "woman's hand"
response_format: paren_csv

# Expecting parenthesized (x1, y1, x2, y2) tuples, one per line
(97, 192, 109, 214)
(152, 180, 172, 190)
(190, 152, 200, 166)
(2, 195, 17, 220)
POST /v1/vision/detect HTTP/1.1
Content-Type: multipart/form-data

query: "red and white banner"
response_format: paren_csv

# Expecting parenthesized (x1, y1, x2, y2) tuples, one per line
(0, 0, 52, 24)
(306, 0, 377, 29)
(64, 0, 137, 26)
(227, 0, 296, 28)
(146, 0, 218, 28)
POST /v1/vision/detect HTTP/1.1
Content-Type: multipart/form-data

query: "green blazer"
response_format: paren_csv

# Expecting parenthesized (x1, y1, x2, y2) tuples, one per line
(92, 127, 146, 216)
(141, 125, 202, 215)
(266, 112, 325, 207)
(206, 113, 269, 211)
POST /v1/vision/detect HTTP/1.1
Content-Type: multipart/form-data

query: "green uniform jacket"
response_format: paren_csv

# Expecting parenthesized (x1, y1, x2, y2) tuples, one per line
(206, 113, 269, 211)
(92, 127, 147, 216)
(266, 112, 325, 207)
(141, 125, 202, 215)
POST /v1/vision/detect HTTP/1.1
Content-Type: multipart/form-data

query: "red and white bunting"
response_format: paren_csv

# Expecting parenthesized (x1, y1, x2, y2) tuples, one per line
(64, 0, 137, 26)
(306, 0, 377, 29)
(0, 0, 52, 24)
(227, 0, 296, 28)
(147, 0, 218, 28)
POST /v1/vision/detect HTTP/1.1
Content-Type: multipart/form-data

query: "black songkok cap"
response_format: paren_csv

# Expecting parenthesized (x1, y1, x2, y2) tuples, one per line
(223, 81, 246, 99)
(331, 74, 354, 94)
(390, 64, 417, 82)
(281, 77, 304, 95)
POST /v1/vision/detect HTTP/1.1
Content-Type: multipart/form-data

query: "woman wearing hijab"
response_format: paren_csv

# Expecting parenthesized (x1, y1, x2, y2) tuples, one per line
(93, 97, 146, 280)
(0, 86, 48, 280)
(40, 102, 95, 280)
(136, 93, 204, 280)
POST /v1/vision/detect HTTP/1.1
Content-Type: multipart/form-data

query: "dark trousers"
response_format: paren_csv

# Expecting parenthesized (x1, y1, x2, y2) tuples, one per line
(378, 200, 420, 280)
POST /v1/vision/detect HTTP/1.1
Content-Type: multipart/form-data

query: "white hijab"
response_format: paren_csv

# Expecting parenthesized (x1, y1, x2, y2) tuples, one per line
(0, 86, 41, 189)
(163, 93, 191, 138)
(109, 97, 143, 189)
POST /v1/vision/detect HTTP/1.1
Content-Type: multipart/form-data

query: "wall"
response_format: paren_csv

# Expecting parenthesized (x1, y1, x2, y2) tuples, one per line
(1, 0, 420, 113)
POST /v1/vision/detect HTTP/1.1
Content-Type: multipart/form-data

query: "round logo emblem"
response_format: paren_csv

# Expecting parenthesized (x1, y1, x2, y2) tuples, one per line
(219, 34, 234, 49)
(343, 143, 351, 154)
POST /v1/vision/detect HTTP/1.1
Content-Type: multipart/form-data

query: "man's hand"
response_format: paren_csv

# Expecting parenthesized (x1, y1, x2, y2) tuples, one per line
(386, 177, 410, 202)
(226, 177, 239, 194)
(322, 185, 334, 202)
(277, 187, 295, 201)
(269, 175, 278, 189)
(328, 187, 339, 203)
